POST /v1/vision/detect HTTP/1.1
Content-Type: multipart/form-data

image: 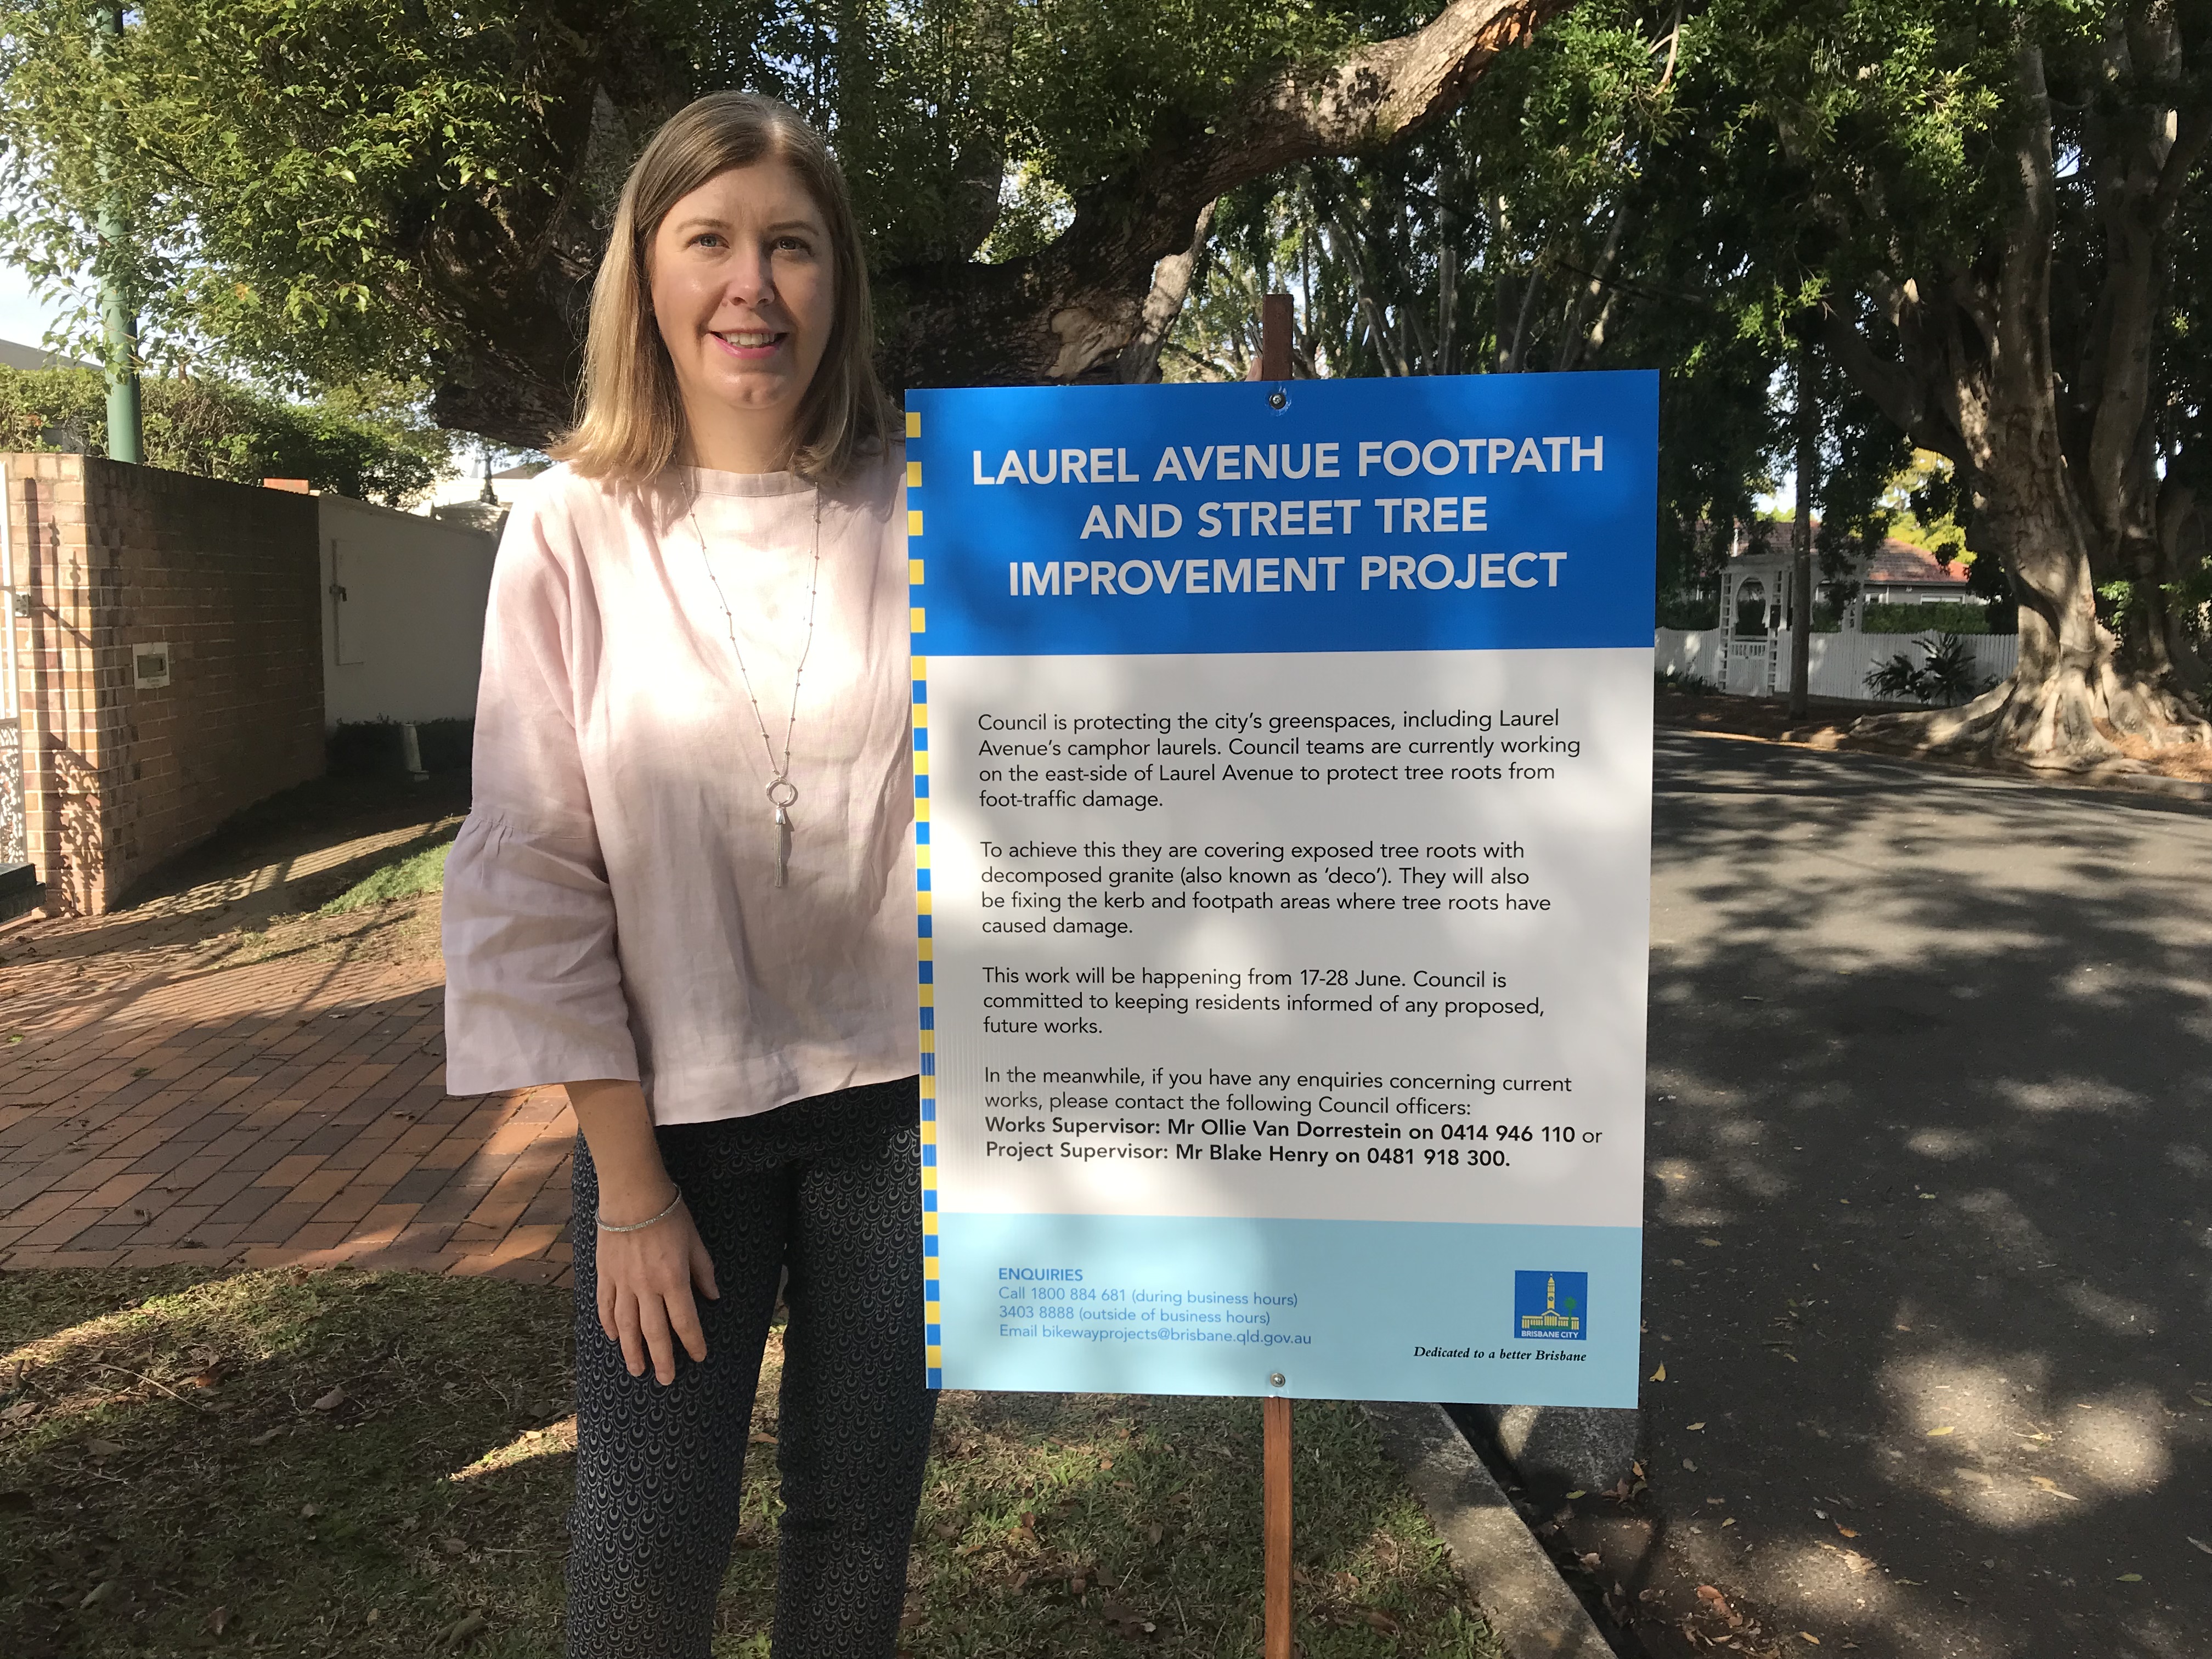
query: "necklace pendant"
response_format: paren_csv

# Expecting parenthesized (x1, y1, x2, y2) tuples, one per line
(773, 801, 791, 889)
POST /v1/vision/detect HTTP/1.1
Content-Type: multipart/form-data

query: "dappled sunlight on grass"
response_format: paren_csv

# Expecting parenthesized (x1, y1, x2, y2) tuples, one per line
(3, 1268, 1504, 1659)
(1, 1266, 575, 1658)
(449, 1414, 578, 1483)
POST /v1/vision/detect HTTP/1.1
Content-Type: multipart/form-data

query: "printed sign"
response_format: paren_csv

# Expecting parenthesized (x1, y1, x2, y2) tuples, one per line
(907, 373, 1655, 1404)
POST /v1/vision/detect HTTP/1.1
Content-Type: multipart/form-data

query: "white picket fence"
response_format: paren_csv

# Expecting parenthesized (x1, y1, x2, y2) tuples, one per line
(1656, 627, 2021, 702)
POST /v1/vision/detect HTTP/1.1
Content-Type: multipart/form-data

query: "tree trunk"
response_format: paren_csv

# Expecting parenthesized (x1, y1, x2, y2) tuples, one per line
(1114, 201, 1216, 385)
(1788, 334, 1815, 719)
(2071, 13, 2211, 689)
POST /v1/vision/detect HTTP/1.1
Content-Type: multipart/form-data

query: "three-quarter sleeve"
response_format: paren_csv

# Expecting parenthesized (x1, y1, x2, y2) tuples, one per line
(441, 496, 640, 1094)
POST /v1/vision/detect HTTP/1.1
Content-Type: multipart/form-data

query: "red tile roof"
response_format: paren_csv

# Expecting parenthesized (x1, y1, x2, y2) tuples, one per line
(1863, 538, 1968, 587)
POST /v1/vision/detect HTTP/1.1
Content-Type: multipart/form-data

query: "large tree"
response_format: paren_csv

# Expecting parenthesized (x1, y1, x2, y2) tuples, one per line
(1685, 0, 2211, 761)
(0, 0, 1572, 444)
(1215, 0, 2211, 762)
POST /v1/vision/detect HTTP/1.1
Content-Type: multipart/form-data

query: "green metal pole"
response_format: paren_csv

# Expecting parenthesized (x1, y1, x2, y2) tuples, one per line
(97, 2, 142, 464)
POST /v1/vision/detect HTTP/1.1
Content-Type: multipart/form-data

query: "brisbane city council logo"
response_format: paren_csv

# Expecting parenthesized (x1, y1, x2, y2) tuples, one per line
(1513, 1271, 1589, 1341)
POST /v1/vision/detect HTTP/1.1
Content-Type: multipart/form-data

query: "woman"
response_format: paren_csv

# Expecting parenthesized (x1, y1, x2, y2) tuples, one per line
(441, 92, 928, 1659)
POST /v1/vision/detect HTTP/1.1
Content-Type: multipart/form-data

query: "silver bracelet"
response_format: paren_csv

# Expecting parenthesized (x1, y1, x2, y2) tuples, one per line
(596, 1187, 684, 1234)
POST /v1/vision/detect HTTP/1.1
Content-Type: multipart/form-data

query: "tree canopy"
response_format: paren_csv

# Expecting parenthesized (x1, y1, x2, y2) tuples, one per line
(0, 0, 1568, 437)
(0, 365, 450, 501)
(2, 0, 2206, 758)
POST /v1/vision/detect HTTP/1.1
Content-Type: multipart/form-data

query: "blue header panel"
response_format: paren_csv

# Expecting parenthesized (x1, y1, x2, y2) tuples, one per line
(909, 372, 1656, 658)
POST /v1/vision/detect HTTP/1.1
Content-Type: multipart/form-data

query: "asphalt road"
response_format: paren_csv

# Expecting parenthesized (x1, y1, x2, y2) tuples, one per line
(1620, 731, 2212, 1657)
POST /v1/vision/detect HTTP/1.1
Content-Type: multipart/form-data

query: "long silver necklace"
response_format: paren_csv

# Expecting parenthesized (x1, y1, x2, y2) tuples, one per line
(691, 495, 822, 888)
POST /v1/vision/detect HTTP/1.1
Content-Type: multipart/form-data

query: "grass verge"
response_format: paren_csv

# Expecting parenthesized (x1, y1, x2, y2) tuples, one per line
(318, 836, 456, 917)
(2, 1268, 1500, 1657)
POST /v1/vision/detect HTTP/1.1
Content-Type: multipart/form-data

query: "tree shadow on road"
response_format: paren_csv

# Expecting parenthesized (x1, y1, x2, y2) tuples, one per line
(1638, 733, 2212, 1658)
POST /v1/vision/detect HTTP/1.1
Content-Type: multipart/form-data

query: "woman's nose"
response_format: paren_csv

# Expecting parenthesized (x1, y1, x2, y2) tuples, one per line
(725, 246, 777, 307)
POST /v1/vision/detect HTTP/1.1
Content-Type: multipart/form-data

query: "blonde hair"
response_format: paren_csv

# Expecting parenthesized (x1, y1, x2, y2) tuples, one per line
(552, 92, 889, 484)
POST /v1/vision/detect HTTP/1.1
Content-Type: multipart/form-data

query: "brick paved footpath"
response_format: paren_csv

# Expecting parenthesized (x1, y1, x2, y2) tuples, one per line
(0, 802, 575, 1286)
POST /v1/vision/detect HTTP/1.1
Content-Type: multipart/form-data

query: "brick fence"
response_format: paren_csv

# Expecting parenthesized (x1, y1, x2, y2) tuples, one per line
(7, 454, 324, 914)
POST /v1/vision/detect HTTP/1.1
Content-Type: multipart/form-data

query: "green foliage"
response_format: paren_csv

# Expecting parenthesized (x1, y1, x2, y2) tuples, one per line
(0, 365, 447, 503)
(1861, 600, 1992, 636)
(1655, 666, 1718, 695)
(0, 0, 1413, 388)
(1657, 592, 1720, 631)
(1884, 449, 1968, 563)
(1863, 631, 1987, 706)
(326, 716, 475, 776)
(0, 0, 643, 386)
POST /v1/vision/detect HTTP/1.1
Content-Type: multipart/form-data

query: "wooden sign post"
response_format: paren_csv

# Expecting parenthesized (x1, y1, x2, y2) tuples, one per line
(1265, 1390, 1293, 1658)
(1259, 291, 1295, 1659)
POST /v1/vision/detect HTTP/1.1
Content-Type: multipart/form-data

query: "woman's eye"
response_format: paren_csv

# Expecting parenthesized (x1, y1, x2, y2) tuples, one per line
(774, 235, 813, 254)
(691, 232, 724, 249)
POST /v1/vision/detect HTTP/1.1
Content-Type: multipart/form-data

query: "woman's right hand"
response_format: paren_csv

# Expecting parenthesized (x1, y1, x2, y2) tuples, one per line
(566, 1079, 721, 1386)
(594, 1183, 720, 1385)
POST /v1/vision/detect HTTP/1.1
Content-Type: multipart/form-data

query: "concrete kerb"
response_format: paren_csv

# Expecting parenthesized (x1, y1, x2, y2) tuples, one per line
(1363, 1401, 1614, 1659)
(1453, 1402, 1641, 1497)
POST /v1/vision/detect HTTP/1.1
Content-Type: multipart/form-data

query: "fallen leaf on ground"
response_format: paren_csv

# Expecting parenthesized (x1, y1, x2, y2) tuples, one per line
(248, 1427, 284, 1446)
(1800, 1633, 1820, 1644)
(80, 1579, 116, 1609)
(1565, 1490, 1586, 1499)
(749, 1431, 777, 1445)
(1101, 1600, 1158, 1635)
(440, 1537, 468, 1555)
(1925, 1426, 1954, 1436)
(1361, 1609, 1401, 1634)
(1, 1401, 36, 1422)
(1683, 1459, 1698, 1471)
(2117, 1573, 2142, 1583)
(312, 1386, 347, 1412)
(300, 1503, 321, 1519)
(85, 1439, 125, 1458)
(1722, 1518, 1736, 1528)
(1650, 1364, 1667, 1382)
(1686, 1421, 1706, 1431)
(443, 1610, 488, 1646)
(2186, 1537, 2212, 1556)
(207, 1606, 229, 1635)
(2027, 1476, 2078, 1500)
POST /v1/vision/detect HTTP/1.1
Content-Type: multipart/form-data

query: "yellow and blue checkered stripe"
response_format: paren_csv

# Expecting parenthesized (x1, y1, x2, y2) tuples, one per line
(906, 410, 941, 1390)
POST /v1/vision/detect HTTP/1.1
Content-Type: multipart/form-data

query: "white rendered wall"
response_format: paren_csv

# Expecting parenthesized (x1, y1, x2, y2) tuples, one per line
(318, 495, 496, 726)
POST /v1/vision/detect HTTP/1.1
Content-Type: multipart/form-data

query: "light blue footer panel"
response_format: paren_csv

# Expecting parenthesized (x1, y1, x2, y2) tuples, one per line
(938, 1214, 1643, 1404)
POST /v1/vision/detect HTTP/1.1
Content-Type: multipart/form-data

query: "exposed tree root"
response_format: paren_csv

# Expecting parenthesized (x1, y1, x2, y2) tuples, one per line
(1851, 657, 2211, 774)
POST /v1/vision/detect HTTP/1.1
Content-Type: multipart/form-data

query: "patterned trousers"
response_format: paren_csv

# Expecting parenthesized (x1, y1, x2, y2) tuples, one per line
(566, 1077, 936, 1658)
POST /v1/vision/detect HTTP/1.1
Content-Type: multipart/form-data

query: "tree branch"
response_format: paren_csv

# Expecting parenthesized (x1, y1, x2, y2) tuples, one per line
(879, 0, 1573, 390)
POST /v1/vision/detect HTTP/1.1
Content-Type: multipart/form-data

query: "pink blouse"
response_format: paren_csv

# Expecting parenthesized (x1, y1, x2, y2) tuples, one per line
(440, 454, 918, 1124)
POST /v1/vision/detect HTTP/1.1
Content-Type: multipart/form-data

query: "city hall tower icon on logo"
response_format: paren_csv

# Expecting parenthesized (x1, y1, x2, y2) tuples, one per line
(1514, 1271, 1588, 1340)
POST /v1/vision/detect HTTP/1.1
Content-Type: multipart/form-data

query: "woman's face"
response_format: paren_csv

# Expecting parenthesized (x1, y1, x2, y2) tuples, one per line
(647, 160, 836, 455)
